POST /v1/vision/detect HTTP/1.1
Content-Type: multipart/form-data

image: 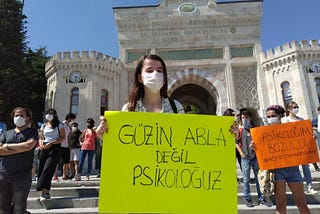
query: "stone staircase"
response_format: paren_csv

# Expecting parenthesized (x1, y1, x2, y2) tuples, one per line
(26, 168, 320, 214)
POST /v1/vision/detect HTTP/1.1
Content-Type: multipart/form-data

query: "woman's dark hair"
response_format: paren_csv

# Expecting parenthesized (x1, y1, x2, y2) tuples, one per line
(223, 108, 235, 116)
(65, 113, 76, 121)
(127, 54, 168, 111)
(45, 108, 60, 129)
(266, 105, 285, 117)
(86, 118, 95, 126)
(11, 107, 32, 118)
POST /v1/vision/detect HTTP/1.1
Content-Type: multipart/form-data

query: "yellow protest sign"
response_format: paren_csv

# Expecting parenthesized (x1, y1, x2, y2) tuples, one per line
(98, 111, 236, 214)
(251, 120, 320, 170)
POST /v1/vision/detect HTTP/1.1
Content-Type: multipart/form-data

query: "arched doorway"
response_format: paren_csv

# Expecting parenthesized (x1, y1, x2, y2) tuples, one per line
(170, 83, 216, 115)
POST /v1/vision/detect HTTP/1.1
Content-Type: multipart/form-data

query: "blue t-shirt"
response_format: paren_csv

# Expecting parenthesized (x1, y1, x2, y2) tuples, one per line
(0, 127, 38, 177)
(0, 121, 6, 136)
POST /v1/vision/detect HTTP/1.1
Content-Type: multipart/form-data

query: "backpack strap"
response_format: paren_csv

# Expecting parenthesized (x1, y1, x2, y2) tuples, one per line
(169, 99, 177, 114)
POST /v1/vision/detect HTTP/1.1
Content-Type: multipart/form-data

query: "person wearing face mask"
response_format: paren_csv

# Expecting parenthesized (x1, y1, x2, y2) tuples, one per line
(0, 107, 38, 213)
(78, 118, 97, 181)
(69, 122, 82, 181)
(236, 110, 271, 208)
(281, 101, 318, 194)
(37, 108, 65, 201)
(265, 105, 310, 214)
(121, 54, 184, 113)
(0, 114, 7, 137)
(59, 113, 76, 180)
(94, 116, 109, 178)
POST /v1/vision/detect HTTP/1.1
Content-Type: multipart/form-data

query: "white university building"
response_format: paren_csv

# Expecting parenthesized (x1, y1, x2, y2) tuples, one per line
(44, 0, 320, 127)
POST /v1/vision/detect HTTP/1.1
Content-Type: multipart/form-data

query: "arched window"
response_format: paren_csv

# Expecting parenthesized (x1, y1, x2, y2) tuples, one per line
(48, 91, 53, 108)
(315, 78, 320, 103)
(100, 90, 108, 115)
(70, 87, 79, 115)
(281, 81, 292, 106)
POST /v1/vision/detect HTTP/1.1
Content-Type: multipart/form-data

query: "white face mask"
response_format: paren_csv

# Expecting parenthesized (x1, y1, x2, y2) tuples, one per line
(267, 117, 280, 125)
(142, 70, 164, 93)
(45, 114, 54, 121)
(14, 116, 26, 127)
(291, 108, 299, 115)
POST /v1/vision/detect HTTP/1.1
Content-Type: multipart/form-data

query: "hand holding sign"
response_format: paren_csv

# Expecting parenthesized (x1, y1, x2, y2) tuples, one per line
(98, 111, 236, 214)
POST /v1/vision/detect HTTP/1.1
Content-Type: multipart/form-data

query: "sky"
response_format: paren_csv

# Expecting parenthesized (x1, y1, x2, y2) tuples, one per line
(23, 0, 320, 58)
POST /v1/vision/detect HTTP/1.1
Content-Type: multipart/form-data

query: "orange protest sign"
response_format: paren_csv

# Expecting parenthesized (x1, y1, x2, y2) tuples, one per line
(250, 120, 320, 170)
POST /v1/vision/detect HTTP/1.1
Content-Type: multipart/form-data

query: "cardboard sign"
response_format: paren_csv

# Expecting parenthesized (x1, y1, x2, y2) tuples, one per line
(98, 111, 236, 214)
(251, 120, 320, 170)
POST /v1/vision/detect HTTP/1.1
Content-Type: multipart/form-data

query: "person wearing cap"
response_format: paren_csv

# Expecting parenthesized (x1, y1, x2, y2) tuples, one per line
(265, 105, 310, 214)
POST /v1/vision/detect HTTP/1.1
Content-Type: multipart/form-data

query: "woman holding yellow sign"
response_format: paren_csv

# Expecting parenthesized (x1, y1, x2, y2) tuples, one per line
(122, 54, 184, 114)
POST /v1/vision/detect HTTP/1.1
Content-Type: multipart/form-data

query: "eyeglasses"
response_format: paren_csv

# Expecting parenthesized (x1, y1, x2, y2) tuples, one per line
(293, 106, 299, 109)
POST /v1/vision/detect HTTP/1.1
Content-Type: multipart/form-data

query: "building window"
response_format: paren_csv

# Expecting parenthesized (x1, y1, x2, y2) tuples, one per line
(157, 48, 223, 61)
(100, 89, 108, 115)
(230, 46, 254, 58)
(70, 87, 79, 115)
(315, 78, 320, 103)
(49, 91, 53, 108)
(281, 81, 292, 106)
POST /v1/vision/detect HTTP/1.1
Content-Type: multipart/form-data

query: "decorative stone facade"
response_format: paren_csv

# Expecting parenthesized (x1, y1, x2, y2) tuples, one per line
(45, 51, 128, 127)
(260, 40, 320, 119)
(44, 0, 320, 127)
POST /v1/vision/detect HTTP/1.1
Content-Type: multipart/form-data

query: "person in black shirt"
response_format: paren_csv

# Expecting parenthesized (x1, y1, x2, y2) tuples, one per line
(69, 122, 82, 181)
(0, 107, 38, 213)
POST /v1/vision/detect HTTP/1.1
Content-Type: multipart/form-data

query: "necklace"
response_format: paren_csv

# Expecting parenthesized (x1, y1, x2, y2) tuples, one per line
(142, 100, 162, 112)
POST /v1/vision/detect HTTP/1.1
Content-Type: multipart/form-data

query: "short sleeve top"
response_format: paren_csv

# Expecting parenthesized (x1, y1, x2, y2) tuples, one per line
(121, 97, 185, 114)
(42, 122, 64, 143)
(0, 127, 38, 177)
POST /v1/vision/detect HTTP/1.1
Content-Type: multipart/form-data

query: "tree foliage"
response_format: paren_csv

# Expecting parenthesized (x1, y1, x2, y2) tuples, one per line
(0, 0, 48, 127)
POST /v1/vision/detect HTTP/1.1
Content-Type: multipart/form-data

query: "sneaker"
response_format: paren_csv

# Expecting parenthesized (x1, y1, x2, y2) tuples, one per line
(62, 176, 70, 180)
(85, 176, 90, 181)
(52, 176, 59, 182)
(32, 176, 37, 181)
(307, 187, 318, 194)
(74, 175, 81, 181)
(258, 200, 272, 207)
(245, 200, 254, 207)
(39, 192, 50, 201)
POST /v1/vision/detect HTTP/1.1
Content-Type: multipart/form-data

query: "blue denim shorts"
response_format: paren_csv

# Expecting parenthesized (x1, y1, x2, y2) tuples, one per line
(274, 166, 302, 182)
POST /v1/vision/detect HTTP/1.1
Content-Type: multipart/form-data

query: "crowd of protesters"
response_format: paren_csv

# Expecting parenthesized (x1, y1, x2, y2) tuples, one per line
(0, 54, 319, 213)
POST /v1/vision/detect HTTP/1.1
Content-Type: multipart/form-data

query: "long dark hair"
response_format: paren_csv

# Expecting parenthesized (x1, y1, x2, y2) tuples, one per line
(127, 54, 169, 111)
(45, 108, 60, 129)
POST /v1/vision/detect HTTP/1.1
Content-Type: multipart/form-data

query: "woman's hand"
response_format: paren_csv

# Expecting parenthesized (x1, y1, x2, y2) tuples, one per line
(250, 140, 257, 151)
(43, 141, 54, 150)
(240, 152, 246, 158)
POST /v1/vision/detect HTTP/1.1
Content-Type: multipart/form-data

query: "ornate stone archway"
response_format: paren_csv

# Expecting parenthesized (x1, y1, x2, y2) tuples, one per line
(167, 68, 228, 115)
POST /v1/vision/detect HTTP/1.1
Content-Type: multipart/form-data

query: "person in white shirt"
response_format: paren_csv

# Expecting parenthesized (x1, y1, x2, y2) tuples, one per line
(282, 101, 318, 194)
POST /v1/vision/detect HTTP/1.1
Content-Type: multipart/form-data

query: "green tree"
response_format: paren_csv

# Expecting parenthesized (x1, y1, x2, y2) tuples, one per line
(23, 48, 48, 123)
(0, 0, 27, 125)
(0, 0, 48, 127)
